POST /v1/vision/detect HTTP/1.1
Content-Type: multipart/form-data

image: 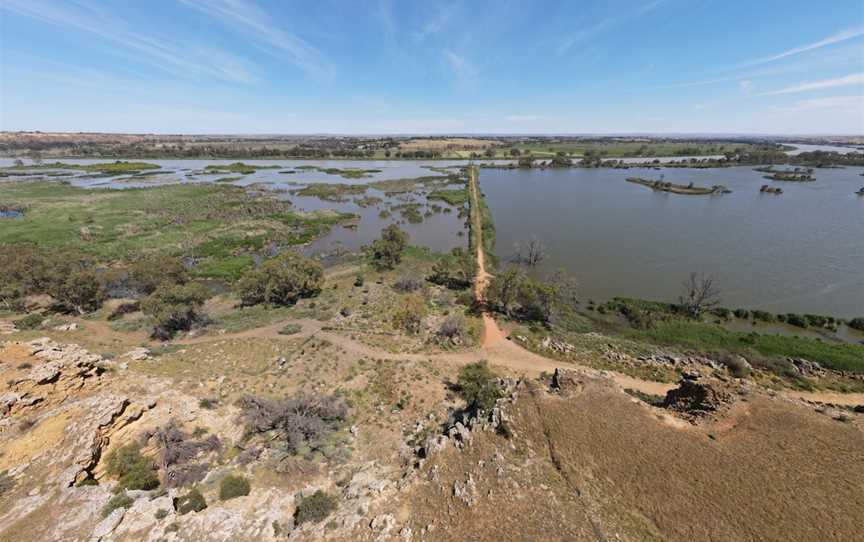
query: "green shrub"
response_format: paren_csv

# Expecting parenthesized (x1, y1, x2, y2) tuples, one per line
(849, 318, 864, 332)
(177, 487, 207, 515)
(141, 283, 209, 340)
(363, 224, 408, 270)
(391, 294, 427, 334)
(237, 252, 323, 307)
(785, 313, 807, 328)
(13, 313, 44, 330)
(0, 470, 14, 497)
(219, 475, 251, 501)
(751, 310, 774, 322)
(130, 255, 189, 295)
(154, 509, 169, 520)
(711, 307, 731, 320)
(105, 444, 159, 491)
(456, 361, 502, 412)
(294, 490, 338, 525)
(353, 274, 364, 287)
(101, 491, 134, 518)
(733, 308, 749, 319)
(278, 323, 302, 335)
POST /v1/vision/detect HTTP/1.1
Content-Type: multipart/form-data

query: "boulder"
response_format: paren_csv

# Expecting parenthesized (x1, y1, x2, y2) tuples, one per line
(663, 376, 735, 419)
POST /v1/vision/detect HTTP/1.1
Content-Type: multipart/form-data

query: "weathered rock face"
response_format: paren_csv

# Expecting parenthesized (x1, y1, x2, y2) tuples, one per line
(662, 376, 735, 419)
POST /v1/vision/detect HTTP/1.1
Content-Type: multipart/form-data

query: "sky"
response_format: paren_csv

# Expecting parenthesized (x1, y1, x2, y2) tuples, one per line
(0, 0, 863, 135)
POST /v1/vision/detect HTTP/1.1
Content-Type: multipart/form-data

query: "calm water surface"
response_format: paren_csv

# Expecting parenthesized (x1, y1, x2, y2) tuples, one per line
(482, 166, 864, 318)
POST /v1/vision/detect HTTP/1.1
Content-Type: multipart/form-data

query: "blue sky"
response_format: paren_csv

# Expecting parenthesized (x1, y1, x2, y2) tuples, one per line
(1, 0, 862, 134)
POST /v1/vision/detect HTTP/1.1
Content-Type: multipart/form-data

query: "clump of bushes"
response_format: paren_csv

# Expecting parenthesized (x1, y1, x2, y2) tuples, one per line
(353, 274, 364, 287)
(101, 491, 134, 518)
(238, 392, 348, 456)
(177, 487, 207, 515)
(711, 307, 731, 320)
(363, 224, 408, 270)
(849, 318, 864, 332)
(393, 273, 423, 293)
(733, 308, 750, 319)
(391, 294, 427, 334)
(456, 361, 502, 412)
(294, 490, 338, 525)
(129, 255, 189, 295)
(434, 315, 469, 347)
(105, 444, 160, 491)
(751, 310, 775, 322)
(785, 313, 808, 328)
(219, 474, 251, 501)
(237, 252, 323, 307)
(428, 247, 474, 290)
(148, 420, 221, 488)
(141, 283, 209, 340)
(13, 313, 44, 330)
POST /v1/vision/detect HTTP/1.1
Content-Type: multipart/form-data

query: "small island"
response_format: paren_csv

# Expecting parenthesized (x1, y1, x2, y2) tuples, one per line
(760, 184, 783, 195)
(626, 177, 731, 195)
(755, 166, 815, 182)
(856, 187, 864, 196)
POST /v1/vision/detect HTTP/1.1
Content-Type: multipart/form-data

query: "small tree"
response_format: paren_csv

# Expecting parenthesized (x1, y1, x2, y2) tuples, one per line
(141, 283, 209, 340)
(485, 267, 525, 316)
(364, 224, 408, 270)
(236, 252, 323, 307)
(512, 236, 546, 267)
(456, 361, 502, 412)
(678, 272, 721, 319)
(429, 247, 473, 289)
(391, 294, 427, 334)
(294, 490, 338, 525)
(47, 269, 106, 315)
(130, 255, 188, 295)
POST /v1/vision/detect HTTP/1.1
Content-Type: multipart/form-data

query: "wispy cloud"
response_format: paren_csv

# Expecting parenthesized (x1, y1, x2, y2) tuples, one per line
(758, 73, 864, 96)
(178, 0, 334, 79)
(414, 3, 459, 42)
(442, 49, 478, 88)
(556, 0, 668, 55)
(742, 27, 864, 67)
(773, 95, 864, 114)
(1, 0, 258, 84)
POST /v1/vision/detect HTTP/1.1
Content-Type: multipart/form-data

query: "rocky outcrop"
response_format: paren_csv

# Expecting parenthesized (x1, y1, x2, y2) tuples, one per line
(662, 374, 736, 420)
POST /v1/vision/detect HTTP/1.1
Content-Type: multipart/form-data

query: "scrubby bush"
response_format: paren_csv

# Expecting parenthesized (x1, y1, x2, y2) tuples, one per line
(393, 273, 422, 293)
(785, 313, 808, 328)
(47, 269, 106, 315)
(751, 310, 775, 322)
(105, 444, 160, 491)
(391, 294, 427, 334)
(711, 307, 731, 320)
(294, 490, 338, 525)
(0, 470, 13, 497)
(219, 474, 251, 501)
(238, 393, 348, 456)
(434, 315, 469, 347)
(177, 487, 207, 515)
(353, 274, 364, 287)
(148, 420, 221, 488)
(363, 224, 408, 270)
(456, 361, 502, 412)
(733, 308, 750, 319)
(849, 318, 864, 332)
(101, 491, 134, 518)
(13, 313, 44, 330)
(719, 353, 752, 378)
(141, 283, 209, 340)
(130, 255, 189, 295)
(428, 247, 474, 289)
(237, 252, 323, 307)
(278, 323, 302, 335)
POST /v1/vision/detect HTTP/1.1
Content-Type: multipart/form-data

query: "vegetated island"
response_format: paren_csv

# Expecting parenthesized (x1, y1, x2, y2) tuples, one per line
(856, 186, 864, 196)
(755, 166, 815, 182)
(759, 184, 783, 195)
(626, 177, 731, 195)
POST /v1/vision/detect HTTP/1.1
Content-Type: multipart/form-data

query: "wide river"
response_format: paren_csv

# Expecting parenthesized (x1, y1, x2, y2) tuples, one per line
(481, 165, 864, 318)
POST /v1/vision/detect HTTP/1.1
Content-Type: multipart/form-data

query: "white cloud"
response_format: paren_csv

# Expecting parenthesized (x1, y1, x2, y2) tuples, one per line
(556, 0, 667, 55)
(774, 95, 864, 114)
(442, 49, 478, 88)
(759, 73, 864, 96)
(743, 27, 864, 67)
(1, 0, 259, 84)
(739, 80, 753, 93)
(179, 0, 333, 78)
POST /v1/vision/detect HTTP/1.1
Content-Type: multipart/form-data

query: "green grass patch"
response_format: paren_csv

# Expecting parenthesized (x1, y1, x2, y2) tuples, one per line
(427, 188, 468, 206)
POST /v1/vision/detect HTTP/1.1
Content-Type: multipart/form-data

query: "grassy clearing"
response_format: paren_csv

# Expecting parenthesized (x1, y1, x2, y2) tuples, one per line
(427, 188, 468, 206)
(0, 180, 354, 281)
